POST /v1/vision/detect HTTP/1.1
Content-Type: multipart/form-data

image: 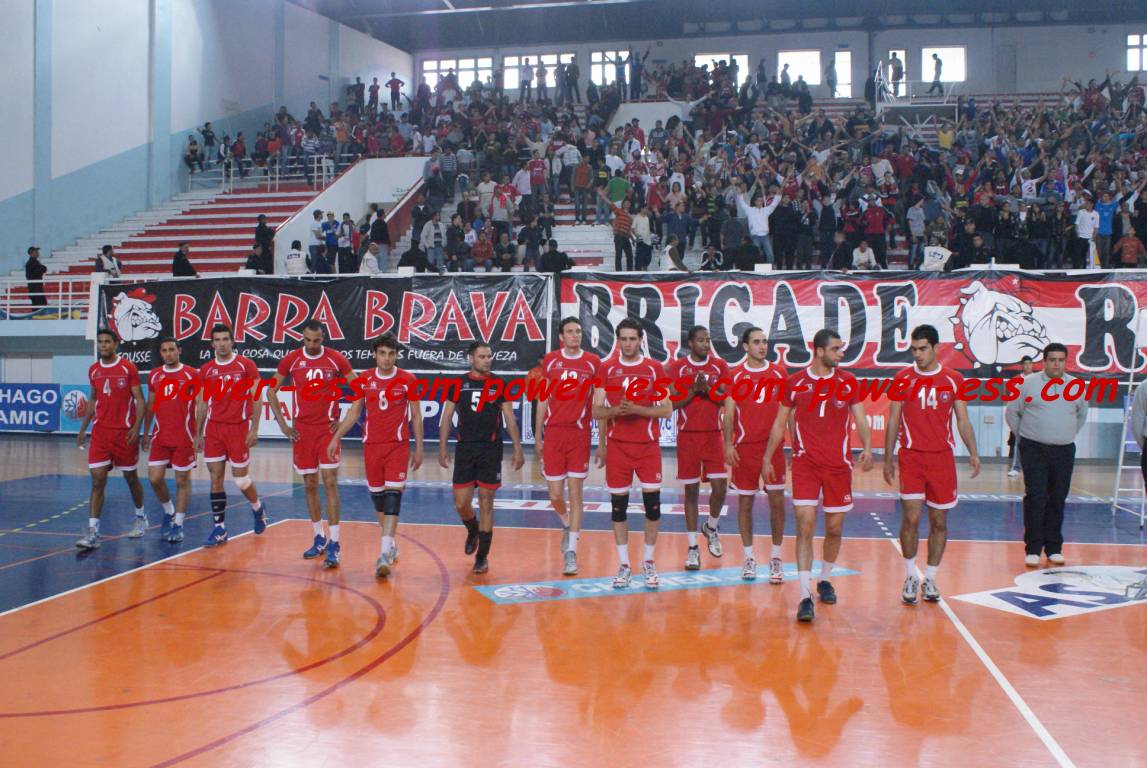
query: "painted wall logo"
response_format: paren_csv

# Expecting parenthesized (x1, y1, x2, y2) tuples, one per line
(953, 565, 1147, 620)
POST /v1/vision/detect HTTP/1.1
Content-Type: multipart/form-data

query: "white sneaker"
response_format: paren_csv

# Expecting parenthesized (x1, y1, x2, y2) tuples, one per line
(701, 521, 723, 557)
(1048, 553, 1065, 565)
(612, 564, 633, 589)
(1025, 554, 1040, 567)
(642, 560, 660, 589)
(768, 557, 784, 584)
(901, 575, 920, 605)
(562, 550, 578, 575)
(1007, 469, 1020, 478)
(922, 577, 941, 602)
(742, 558, 757, 580)
(684, 545, 701, 570)
(127, 515, 148, 538)
(75, 527, 101, 549)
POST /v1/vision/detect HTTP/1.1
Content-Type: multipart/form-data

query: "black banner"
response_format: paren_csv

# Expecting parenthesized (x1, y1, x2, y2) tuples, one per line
(98, 274, 553, 374)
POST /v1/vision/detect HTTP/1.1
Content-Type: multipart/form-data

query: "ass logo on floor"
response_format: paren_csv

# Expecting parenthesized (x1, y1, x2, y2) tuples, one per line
(953, 565, 1147, 620)
(474, 562, 860, 605)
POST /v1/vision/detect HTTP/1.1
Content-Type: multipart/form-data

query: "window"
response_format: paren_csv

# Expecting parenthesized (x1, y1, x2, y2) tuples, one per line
(921, 46, 966, 82)
(833, 51, 852, 98)
(423, 57, 493, 89)
(777, 50, 822, 86)
(591, 51, 627, 85)
(693, 54, 750, 88)
(504, 53, 574, 91)
(1129, 35, 1147, 72)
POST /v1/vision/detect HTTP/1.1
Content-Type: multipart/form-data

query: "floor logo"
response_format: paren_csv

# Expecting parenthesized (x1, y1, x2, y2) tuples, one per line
(474, 562, 860, 605)
(953, 565, 1147, 620)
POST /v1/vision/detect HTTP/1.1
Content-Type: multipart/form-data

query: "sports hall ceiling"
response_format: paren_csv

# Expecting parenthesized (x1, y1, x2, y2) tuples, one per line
(291, 0, 1147, 52)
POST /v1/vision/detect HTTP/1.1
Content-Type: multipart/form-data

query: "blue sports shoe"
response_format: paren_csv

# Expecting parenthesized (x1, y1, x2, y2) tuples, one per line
(252, 503, 268, 535)
(160, 514, 173, 539)
(303, 535, 327, 559)
(323, 541, 341, 569)
(165, 523, 185, 543)
(203, 526, 228, 548)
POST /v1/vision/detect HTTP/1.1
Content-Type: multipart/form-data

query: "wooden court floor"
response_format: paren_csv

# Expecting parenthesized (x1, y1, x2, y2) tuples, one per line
(0, 437, 1144, 767)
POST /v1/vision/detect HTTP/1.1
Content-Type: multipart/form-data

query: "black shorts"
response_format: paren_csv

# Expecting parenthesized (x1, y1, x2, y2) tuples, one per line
(452, 442, 503, 490)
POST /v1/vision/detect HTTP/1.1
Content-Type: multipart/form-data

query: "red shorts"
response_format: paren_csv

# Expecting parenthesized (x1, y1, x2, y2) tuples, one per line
(364, 441, 411, 491)
(203, 420, 251, 468)
(898, 448, 958, 509)
(605, 440, 662, 493)
(293, 421, 339, 475)
(791, 456, 853, 513)
(730, 441, 787, 495)
(677, 431, 728, 483)
(148, 441, 196, 472)
(89, 427, 140, 472)
(542, 425, 591, 481)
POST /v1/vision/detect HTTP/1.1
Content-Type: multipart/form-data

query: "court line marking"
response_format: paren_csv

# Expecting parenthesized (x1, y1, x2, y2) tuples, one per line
(884, 532, 1076, 768)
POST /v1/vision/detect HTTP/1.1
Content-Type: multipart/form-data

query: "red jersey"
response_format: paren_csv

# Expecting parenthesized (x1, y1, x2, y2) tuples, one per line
(894, 365, 964, 453)
(89, 356, 139, 430)
(200, 354, 260, 425)
(666, 355, 729, 433)
(600, 356, 668, 443)
(277, 346, 354, 425)
(541, 349, 602, 430)
(728, 361, 786, 443)
(358, 368, 420, 444)
(148, 364, 199, 445)
(781, 368, 860, 468)
(527, 158, 546, 186)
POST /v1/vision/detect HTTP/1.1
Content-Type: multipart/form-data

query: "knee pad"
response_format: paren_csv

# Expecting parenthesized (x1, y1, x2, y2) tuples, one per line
(370, 490, 387, 513)
(233, 475, 253, 492)
(382, 489, 402, 517)
(642, 490, 661, 522)
(610, 494, 629, 523)
(210, 491, 227, 514)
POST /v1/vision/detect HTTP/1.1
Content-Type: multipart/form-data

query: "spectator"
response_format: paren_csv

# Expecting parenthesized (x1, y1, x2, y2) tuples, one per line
(25, 246, 47, 307)
(1114, 230, 1147, 268)
(539, 239, 574, 273)
(852, 239, 878, 270)
(95, 245, 123, 278)
(184, 136, 205, 173)
(337, 212, 356, 273)
(662, 235, 690, 271)
(254, 214, 274, 273)
(420, 210, 448, 273)
(632, 205, 654, 270)
(199, 122, 217, 163)
(172, 243, 198, 277)
(309, 244, 333, 274)
(471, 230, 495, 272)
(700, 243, 724, 271)
(927, 53, 943, 95)
(244, 243, 267, 274)
(494, 231, 516, 271)
(598, 188, 634, 270)
(307, 209, 324, 268)
(284, 239, 307, 275)
(360, 242, 382, 274)
(385, 72, 404, 111)
(889, 53, 904, 97)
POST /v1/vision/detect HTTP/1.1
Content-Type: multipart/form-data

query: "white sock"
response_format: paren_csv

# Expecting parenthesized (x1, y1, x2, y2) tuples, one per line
(174, 512, 185, 526)
(643, 543, 655, 561)
(743, 545, 754, 560)
(251, 499, 262, 512)
(925, 564, 938, 579)
(217, 521, 226, 531)
(558, 512, 570, 527)
(616, 544, 630, 566)
(771, 544, 782, 559)
(134, 507, 146, 519)
(687, 531, 698, 547)
(705, 516, 719, 532)
(312, 521, 325, 537)
(381, 535, 395, 556)
(329, 525, 340, 543)
(161, 501, 175, 517)
(799, 570, 812, 598)
(904, 557, 917, 578)
(89, 517, 100, 532)
(568, 531, 580, 553)
(820, 560, 835, 580)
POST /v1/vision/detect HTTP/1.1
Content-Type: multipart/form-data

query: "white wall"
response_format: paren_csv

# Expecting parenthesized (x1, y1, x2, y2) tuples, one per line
(0, 0, 34, 201)
(285, 2, 335, 108)
(339, 23, 414, 93)
(51, 0, 150, 178)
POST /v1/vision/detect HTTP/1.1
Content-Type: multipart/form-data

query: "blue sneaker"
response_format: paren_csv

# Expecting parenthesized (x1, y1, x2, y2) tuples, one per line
(166, 523, 184, 543)
(203, 526, 228, 548)
(303, 535, 327, 559)
(323, 541, 341, 569)
(252, 503, 268, 535)
(160, 514, 173, 539)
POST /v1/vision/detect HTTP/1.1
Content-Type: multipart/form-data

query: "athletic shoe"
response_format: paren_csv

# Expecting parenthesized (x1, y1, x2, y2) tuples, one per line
(392, 543, 400, 561)
(375, 548, 396, 578)
(701, 521, 723, 557)
(165, 524, 184, 543)
(796, 597, 815, 622)
(1025, 554, 1040, 567)
(742, 558, 758, 580)
(303, 535, 327, 559)
(922, 577, 941, 602)
(685, 545, 702, 570)
(323, 541, 341, 569)
(252, 503, 268, 535)
(472, 557, 489, 574)
(560, 525, 570, 556)
(127, 515, 149, 539)
(562, 550, 578, 575)
(1048, 553, 1065, 565)
(901, 575, 920, 605)
(612, 564, 633, 589)
(1007, 468, 1020, 478)
(464, 521, 479, 556)
(817, 579, 837, 604)
(768, 557, 785, 584)
(160, 514, 173, 539)
(203, 526, 229, 548)
(642, 560, 660, 589)
(75, 527, 101, 550)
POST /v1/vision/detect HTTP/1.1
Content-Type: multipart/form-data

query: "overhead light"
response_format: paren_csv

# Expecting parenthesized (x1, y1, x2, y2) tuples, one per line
(913, 14, 941, 25)
(1049, 10, 1070, 21)
(836, 16, 863, 27)
(1015, 11, 1043, 22)
(736, 19, 764, 32)
(981, 12, 1009, 23)
(802, 18, 828, 29)
(769, 19, 796, 30)
(707, 21, 732, 32)
(946, 13, 974, 24)
(880, 15, 908, 25)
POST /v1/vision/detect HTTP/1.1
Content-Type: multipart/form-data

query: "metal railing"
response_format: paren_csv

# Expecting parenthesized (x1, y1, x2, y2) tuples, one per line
(0, 275, 94, 320)
(184, 153, 358, 193)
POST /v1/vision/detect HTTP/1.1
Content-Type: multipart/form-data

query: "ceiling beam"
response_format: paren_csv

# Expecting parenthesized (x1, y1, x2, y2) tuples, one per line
(344, 0, 652, 20)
